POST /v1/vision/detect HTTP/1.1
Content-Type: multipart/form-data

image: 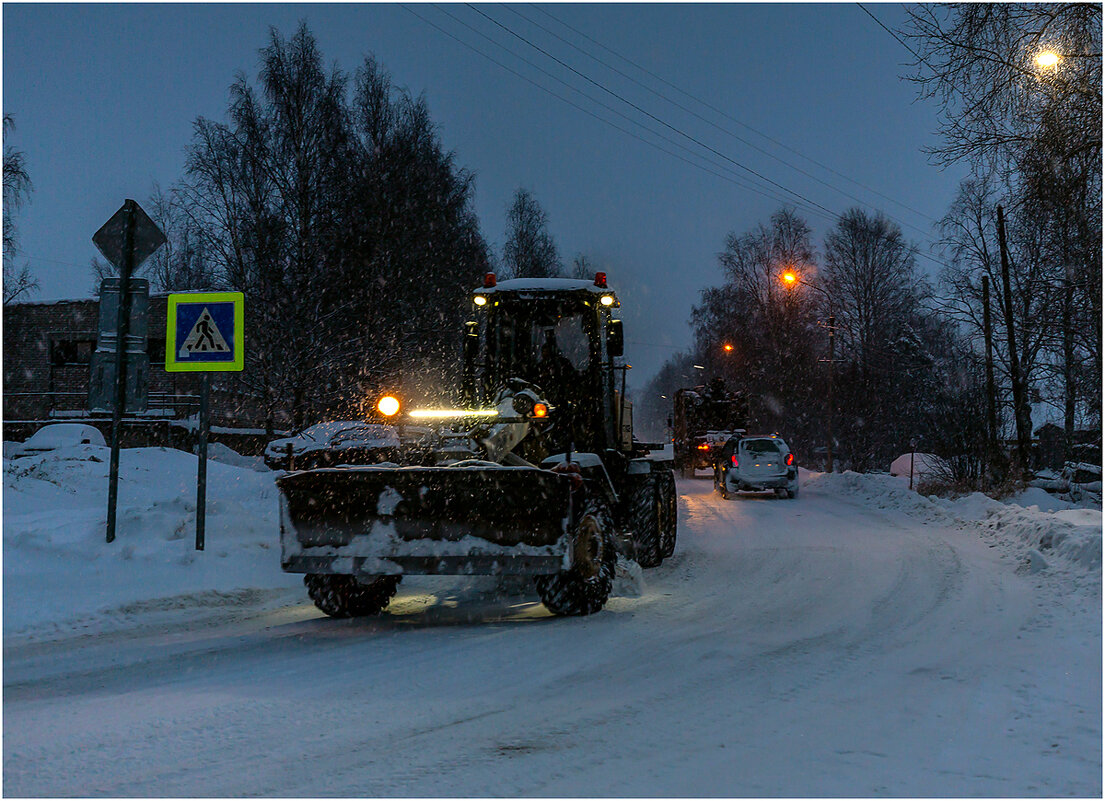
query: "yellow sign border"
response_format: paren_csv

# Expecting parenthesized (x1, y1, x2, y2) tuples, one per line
(165, 292, 244, 372)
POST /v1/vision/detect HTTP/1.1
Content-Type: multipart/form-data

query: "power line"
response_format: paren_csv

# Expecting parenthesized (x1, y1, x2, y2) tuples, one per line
(507, 2, 941, 239)
(466, 4, 952, 271)
(404, 4, 837, 219)
(465, 4, 844, 222)
(856, 4, 931, 73)
(531, 2, 937, 225)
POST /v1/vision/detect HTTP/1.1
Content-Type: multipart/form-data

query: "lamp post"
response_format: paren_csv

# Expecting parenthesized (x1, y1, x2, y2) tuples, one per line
(780, 268, 835, 473)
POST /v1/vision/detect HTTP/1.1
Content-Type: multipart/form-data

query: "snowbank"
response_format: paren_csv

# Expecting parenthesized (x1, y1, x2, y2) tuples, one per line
(806, 470, 1102, 574)
(3, 444, 298, 640)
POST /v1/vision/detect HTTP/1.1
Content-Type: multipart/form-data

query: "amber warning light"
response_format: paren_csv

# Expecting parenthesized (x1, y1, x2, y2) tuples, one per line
(377, 395, 401, 417)
(532, 402, 549, 418)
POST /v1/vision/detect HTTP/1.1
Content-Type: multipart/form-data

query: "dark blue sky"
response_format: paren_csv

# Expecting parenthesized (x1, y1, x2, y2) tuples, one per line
(4, 3, 967, 386)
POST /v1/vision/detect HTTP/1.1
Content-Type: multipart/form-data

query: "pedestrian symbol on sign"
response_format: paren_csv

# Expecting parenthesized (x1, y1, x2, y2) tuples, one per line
(165, 292, 244, 373)
(179, 307, 230, 357)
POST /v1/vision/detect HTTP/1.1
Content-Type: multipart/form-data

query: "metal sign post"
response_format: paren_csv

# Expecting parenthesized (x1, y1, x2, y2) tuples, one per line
(196, 374, 211, 551)
(105, 204, 135, 544)
(93, 199, 166, 544)
(165, 291, 245, 550)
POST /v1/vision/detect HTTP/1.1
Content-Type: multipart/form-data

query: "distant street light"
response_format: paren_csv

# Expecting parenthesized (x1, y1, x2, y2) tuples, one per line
(778, 267, 836, 473)
(1035, 50, 1060, 69)
(722, 343, 734, 353)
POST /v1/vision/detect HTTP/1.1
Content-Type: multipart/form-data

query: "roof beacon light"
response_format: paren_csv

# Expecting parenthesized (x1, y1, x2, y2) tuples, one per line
(594, 272, 607, 288)
(483, 272, 497, 288)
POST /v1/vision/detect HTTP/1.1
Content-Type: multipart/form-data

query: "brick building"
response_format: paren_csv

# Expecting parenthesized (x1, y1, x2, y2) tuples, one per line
(3, 294, 284, 451)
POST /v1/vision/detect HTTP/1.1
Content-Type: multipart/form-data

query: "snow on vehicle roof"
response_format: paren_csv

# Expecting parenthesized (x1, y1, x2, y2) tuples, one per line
(475, 278, 609, 294)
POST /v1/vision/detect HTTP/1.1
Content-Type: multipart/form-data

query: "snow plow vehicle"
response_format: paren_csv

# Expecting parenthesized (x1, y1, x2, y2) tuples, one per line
(277, 273, 677, 617)
(672, 379, 750, 478)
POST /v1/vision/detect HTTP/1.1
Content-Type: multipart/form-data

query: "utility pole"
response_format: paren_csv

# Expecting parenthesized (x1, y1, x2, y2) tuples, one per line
(982, 275, 998, 486)
(996, 205, 1031, 476)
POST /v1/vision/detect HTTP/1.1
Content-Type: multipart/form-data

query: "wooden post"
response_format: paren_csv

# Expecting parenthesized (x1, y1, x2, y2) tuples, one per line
(996, 205, 1030, 475)
(982, 275, 998, 486)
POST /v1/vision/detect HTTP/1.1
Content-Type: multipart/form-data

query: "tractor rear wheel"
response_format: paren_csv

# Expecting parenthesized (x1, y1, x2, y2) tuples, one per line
(658, 469, 678, 558)
(630, 475, 663, 568)
(305, 574, 401, 618)
(535, 497, 616, 616)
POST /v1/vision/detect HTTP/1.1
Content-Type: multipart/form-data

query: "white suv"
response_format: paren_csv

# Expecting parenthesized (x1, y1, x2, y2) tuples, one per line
(714, 434, 799, 499)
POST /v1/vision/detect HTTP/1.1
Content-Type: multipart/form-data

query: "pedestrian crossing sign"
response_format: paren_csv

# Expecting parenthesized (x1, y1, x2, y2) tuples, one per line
(165, 292, 244, 372)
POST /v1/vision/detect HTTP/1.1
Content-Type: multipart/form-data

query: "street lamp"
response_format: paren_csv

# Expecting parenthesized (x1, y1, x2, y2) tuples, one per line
(1035, 50, 1060, 69)
(778, 268, 836, 473)
(722, 343, 734, 353)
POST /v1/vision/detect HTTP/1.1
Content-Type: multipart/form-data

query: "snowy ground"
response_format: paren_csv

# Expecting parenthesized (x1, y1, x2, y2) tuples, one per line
(3, 447, 1101, 796)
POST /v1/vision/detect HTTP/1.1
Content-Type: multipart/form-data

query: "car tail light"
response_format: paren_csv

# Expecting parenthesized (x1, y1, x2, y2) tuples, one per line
(786, 453, 794, 466)
(730, 455, 739, 468)
(697, 443, 710, 451)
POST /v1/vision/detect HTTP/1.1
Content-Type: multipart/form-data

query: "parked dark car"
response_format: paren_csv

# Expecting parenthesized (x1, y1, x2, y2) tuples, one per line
(263, 421, 400, 470)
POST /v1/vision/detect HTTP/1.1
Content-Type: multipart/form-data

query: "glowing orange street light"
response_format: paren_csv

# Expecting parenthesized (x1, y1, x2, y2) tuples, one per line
(1035, 50, 1060, 69)
(723, 343, 734, 353)
(781, 269, 798, 286)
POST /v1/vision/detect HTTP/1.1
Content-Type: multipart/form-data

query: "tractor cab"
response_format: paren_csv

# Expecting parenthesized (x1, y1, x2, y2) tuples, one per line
(463, 273, 625, 455)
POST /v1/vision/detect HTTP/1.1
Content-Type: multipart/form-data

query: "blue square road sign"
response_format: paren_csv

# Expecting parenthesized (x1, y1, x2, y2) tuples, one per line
(165, 292, 244, 372)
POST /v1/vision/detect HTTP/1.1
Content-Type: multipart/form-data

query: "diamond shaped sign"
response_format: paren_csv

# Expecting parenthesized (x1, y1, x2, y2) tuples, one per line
(92, 199, 167, 271)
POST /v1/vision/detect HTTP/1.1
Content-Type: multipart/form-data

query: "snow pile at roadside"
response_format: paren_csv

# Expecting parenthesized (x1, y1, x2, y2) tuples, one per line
(806, 470, 1102, 573)
(3, 444, 299, 640)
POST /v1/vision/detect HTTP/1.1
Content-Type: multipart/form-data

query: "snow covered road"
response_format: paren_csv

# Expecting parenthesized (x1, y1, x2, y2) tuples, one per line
(4, 470, 1100, 796)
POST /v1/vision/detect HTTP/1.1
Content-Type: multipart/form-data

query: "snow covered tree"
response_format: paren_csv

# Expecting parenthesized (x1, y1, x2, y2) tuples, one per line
(502, 189, 561, 279)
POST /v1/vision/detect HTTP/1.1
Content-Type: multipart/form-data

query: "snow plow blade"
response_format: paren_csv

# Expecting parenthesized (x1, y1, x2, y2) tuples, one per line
(278, 466, 573, 577)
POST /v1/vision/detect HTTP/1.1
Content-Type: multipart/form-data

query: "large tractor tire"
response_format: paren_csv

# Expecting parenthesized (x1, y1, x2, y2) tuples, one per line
(630, 475, 663, 568)
(305, 574, 401, 618)
(534, 497, 616, 616)
(658, 469, 678, 558)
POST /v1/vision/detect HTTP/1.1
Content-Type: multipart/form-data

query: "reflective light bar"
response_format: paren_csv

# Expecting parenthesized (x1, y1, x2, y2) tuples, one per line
(408, 409, 500, 418)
